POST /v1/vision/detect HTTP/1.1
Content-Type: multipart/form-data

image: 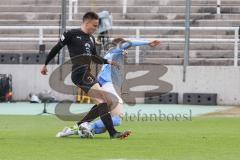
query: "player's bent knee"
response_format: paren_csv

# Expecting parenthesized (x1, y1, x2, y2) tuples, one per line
(110, 102, 124, 117)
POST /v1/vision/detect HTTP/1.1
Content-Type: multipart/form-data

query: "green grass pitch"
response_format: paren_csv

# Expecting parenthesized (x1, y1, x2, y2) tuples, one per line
(0, 115, 240, 160)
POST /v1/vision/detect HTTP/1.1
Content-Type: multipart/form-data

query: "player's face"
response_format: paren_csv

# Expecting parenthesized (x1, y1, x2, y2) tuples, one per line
(86, 19, 99, 34)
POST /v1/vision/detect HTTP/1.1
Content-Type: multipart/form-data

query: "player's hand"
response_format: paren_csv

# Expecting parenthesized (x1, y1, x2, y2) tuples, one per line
(108, 60, 120, 70)
(41, 65, 48, 75)
(149, 40, 160, 47)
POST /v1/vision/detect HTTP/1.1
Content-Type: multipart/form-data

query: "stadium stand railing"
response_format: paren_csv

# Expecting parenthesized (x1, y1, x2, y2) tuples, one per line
(1, 0, 240, 65)
(0, 25, 239, 66)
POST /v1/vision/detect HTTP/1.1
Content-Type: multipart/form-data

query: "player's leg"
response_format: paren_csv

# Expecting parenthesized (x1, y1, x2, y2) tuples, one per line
(56, 74, 116, 138)
(77, 82, 119, 137)
(89, 83, 124, 134)
(102, 82, 124, 117)
(57, 71, 118, 138)
(57, 83, 124, 137)
(90, 113, 122, 134)
(56, 125, 78, 137)
(80, 83, 131, 138)
(57, 72, 111, 138)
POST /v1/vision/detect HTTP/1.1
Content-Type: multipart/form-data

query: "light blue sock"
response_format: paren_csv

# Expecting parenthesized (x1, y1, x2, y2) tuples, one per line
(91, 116, 121, 134)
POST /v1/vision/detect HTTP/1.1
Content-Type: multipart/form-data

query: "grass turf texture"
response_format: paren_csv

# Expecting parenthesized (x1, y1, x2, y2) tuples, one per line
(0, 115, 240, 160)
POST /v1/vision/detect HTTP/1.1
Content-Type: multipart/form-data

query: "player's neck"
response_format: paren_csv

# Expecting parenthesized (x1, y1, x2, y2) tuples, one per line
(81, 25, 90, 35)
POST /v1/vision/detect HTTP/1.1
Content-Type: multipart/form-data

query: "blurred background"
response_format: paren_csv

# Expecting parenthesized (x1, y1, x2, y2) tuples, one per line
(0, 0, 239, 106)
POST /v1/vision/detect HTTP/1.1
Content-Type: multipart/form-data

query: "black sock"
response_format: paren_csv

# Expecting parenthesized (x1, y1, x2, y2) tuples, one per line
(77, 103, 117, 136)
(77, 104, 98, 126)
(98, 103, 117, 136)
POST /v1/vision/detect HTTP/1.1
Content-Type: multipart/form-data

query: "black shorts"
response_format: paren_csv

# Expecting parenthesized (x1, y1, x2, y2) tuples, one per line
(71, 70, 97, 93)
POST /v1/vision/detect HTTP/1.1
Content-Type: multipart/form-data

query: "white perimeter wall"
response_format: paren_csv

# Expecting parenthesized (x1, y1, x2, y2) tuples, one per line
(0, 65, 239, 105)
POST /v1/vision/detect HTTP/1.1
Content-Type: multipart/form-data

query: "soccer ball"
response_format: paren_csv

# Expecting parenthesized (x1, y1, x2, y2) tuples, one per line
(78, 129, 94, 138)
(77, 122, 95, 138)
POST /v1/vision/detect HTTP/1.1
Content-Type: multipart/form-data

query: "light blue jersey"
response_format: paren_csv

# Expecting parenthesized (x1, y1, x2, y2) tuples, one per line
(98, 40, 150, 87)
(91, 40, 151, 135)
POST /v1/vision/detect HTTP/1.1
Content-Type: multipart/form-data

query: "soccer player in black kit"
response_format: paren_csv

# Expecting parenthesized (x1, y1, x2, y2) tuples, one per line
(41, 12, 131, 139)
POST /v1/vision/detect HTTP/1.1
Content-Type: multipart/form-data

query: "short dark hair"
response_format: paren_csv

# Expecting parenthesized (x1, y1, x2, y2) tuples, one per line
(83, 12, 99, 22)
(112, 38, 126, 45)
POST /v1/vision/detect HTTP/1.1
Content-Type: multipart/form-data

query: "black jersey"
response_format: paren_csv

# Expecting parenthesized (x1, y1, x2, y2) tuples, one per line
(45, 28, 108, 72)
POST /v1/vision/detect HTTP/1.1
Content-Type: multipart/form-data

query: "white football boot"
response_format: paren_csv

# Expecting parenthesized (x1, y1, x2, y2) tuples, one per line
(56, 125, 78, 138)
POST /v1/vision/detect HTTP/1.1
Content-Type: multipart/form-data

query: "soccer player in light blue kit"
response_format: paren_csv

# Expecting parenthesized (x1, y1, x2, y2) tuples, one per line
(56, 38, 160, 138)
(91, 38, 160, 134)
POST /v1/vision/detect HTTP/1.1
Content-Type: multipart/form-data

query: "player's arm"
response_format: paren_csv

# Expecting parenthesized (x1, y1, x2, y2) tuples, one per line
(91, 50, 120, 69)
(112, 40, 160, 53)
(125, 40, 160, 48)
(148, 40, 161, 47)
(40, 42, 63, 75)
(41, 31, 72, 75)
(91, 37, 120, 68)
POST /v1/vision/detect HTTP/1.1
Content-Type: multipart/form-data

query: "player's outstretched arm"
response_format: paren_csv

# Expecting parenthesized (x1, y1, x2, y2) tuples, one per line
(125, 39, 160, 49)
(149, 40, 160, 47)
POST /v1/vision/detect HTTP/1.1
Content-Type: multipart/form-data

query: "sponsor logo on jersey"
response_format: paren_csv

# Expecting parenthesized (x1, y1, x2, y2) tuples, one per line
(85, 43, 91, 55)
(76, 36, 81, 40)
(60, 34, 65, 41)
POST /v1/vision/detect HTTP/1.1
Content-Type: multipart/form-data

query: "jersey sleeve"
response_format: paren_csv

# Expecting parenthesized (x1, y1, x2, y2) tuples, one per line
(59, 30, 72, 46)
(44, 30, 72, 65)
(112, 40, 150, 53)
(44, 42, 63, 65)
(120, 40, 150, 49)
(130, 40, 150, 47)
